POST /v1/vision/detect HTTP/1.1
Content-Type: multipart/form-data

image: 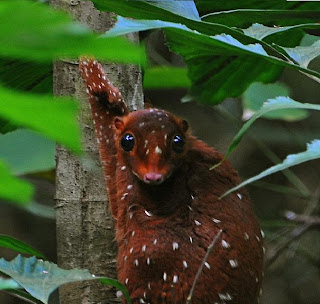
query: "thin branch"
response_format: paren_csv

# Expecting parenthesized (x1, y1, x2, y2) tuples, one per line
(265, 223, 311, 268)
(284, 211, 320, 227)
(186, 229, 223, 304)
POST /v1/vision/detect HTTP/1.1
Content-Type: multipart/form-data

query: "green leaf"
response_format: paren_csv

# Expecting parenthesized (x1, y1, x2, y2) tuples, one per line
(0, 277, 20, 290)
(202, 10, 320, 27)
(243, 23, 320, 40)
(0, 0, 144, 64)
(0, 58, 52, 94)
(0, 160, 33, 204)
(0, 235, 45, 259)
(0, 86, 81, 153)
(242, 82, 308, 121)
(146, 0, 200, 21)
(0, 129, 55, 175)
(104, 16, 319, 103)
(279, 39, 320, 68)
(221, 140, 320, 198)
(0, 255, 131, 304)
(143, 66, 190, 89)
(226, 96, 320, 158)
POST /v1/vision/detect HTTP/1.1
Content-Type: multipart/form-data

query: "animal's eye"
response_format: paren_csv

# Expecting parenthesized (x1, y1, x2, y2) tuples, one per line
(172, 135, 185, 153)
(121, 133, 135, 152)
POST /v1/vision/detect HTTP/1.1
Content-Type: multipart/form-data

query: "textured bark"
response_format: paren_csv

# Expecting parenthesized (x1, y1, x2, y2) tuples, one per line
(51, 1, 143, 303)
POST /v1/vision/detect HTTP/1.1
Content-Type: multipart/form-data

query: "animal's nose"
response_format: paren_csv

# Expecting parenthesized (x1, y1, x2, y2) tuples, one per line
(144, 172, 164, 185)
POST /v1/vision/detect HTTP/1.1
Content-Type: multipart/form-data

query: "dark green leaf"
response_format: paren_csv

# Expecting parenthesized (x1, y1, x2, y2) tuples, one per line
(202, 10, 320, 27)
(0, 255, 131, 304)
(0, 86, 81, 153)
(0, 235, 45, 259)
(0, 58, 52, 93)
(221, 140, 320, 198)
(0, 0, 144, 64)
(0, 129, 55, 175)
(0, 161, 33, 204)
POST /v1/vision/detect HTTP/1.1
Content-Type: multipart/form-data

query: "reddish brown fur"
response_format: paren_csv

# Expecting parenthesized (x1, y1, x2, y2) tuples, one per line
(79, 57, 264, 304)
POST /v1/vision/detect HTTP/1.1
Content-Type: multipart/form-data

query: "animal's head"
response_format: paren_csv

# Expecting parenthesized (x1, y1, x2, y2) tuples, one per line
(114, 108, 189, 185)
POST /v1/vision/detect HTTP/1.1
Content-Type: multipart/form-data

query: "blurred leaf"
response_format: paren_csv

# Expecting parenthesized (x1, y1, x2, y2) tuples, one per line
(0, 86, 81, 153)
(0, 235, 45, 259)
(0, 129, 55, 175)
(143, 66, 190, 89)
(3, 289, 42, 304)
(202, 9, 320, 27)
(243, 23, 320, 40)
(242, 82, 308, 121)
(0, 278, 20, 290)
(0, 161, 33, 205)
(0, 58, 52, 93)
(221, 140, 320, 198)
(279, 39, 320, 68)
(23, 202, 55, 220)
(0, 0, 144, 64)
(0, 255, 131, 304)
(226, 96, 320, 158)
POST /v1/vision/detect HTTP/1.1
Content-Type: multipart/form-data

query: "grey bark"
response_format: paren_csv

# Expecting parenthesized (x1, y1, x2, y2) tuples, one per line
(51, 1, 143, 303)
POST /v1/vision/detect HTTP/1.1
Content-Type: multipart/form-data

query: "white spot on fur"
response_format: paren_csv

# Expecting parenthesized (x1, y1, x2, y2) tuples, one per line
(145, 210, 152, 217)
(222, 240, 230, 248)
(142, 245, 146, 252)
(229, 259, 238, 268)
(121, 166, 126, 171)
(195, 220, 201, 226)
(172, 242, 179, 250)
(244, 232, 250, 240)
(127, 185, 133, 190)
(173, 275, 178, 283)
(155, 146, 162, 154)
(204, 262, 211, 269)
(163, 272, 167, 281)
(183, 261, 188, 268)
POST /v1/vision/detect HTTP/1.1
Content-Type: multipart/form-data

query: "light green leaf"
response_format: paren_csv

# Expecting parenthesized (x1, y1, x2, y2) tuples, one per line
(280, 39, 320, 68)
(147, 0, 200, 21)
(226, 96, 320, 158)
(202, 9, 320, 27)
(0, 160, 33, 204)
(0, 255, 131, 304)
(143, 67, 190, 89)
(103, 18, 189, 38)
(242, 82, 308, 121)
(243, 23, 320, 40)
(0, 235, 45, 259)
(0, 278, 20, 290)
(221, 140, 320, 198)
(0, 129, 55, 175)
(0, 86, 81, 153)
(0, 0, 144, 63)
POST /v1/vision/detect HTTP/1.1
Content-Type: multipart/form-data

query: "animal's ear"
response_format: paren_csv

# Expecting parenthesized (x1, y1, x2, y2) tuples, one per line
(114, 117, 125, 130)
(144, 96, 153, 109)
(181, 119, 189, 132)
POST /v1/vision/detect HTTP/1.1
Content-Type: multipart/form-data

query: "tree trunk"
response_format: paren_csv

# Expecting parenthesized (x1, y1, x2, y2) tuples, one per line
(51, 1, 143, 303)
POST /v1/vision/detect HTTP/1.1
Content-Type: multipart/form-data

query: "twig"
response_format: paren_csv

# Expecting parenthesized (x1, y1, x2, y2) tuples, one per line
(284, 211, 320, 227)
(265, 223, 311, 268)
(186, 229, 223, 304)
